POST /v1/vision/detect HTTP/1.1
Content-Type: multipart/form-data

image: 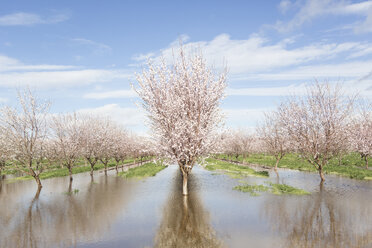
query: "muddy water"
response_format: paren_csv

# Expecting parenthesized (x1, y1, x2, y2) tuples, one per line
(0, 166, 371, 248)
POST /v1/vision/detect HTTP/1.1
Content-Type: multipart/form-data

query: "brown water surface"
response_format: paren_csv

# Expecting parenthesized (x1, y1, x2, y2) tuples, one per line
(0, 165, 371, 248)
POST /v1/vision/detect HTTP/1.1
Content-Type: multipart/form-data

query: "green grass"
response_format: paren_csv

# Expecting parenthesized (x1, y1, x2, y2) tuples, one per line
(233, 184, 269, 196)
(216, 153, 372, 180)
(205, 158, 269, 178)
(4, 158, 148, 183)
(118, 162, 166, 179)
(268, 182, 310, 195)
(64, 189, 80, 195)
(234, 182, 310, 196)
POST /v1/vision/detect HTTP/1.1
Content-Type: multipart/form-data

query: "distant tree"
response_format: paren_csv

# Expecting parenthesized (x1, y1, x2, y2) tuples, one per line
(111, 128, 130, 172)
(349, 100, 372, 169)
(0, 88, 50, 189)
(0, 130, 12, 176)
(257, 112, 290, 171)
(97, 119, 118, 175)
(135, 47, 226, 195)
(51, 113, 82, 181)
(78, 115, 102, 177)
(278, 82, 354, 182)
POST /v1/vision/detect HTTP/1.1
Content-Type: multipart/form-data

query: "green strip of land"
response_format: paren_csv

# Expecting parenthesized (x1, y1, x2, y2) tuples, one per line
(118, 162, 166, 179)
(234, 182, 310, 196)
(205, 158, 269, 178)
(216, 153, 372, 180)
(4, 158, 141, 183)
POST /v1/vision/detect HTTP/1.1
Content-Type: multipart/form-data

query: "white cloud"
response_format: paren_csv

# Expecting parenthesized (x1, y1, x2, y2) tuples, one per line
(0, 54, 76, 72)
(227, 84, 307, 96)
(278, 0, 292, 14)
(232, 60, 372, 81)
(134, 34, 372, 77)
(274, 0, 372, 33)
(222, 107, 273, 130)
(0, 12, 69, 26)
(0, 54, 132, 88)
(0, 69, 131, 88)
(83, 89, 137, 99)
(77, 104, 146, 129)
(72, 38, 112, 55)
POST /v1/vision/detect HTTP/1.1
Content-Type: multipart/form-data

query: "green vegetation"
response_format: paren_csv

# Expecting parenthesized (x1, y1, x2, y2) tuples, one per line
(4, 158, 146, 183)
(233, 184, 269, 196)
(268, 182, 310, 195)
(234, 182, 310, 196)
(64, 189, 79, 195)
(205, 158, 269, 178)
(216, 153, 372, 180)
(118, 162, 166, 179)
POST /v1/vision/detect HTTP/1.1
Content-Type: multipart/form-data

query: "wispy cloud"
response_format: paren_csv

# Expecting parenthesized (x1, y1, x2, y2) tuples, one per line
(0, 69, 131, 88)
(77, 104, 146, 129)
(0, 12, 69, 26)
(72, 38, 112, 55)
(0, 54, 131, 88)
(133, 34, 372, 76)
(275, 0, 372, 33)
(227, 84, 307, 96)
(0, 54, 76, 72)
(83, 89, 137, 99)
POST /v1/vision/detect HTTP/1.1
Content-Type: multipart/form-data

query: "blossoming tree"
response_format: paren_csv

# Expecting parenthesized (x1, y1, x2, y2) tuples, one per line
(135, 47, 226, 195)
(278, 82, 354, 182)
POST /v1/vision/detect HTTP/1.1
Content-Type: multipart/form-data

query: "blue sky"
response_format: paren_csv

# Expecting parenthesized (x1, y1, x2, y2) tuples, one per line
(0, 0, 371, 133)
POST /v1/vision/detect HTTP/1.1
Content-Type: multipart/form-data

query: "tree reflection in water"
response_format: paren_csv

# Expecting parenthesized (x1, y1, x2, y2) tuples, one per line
(0, 176, 136, 248)
(261, 184, 372, 248)
(154, 172, 224, 248)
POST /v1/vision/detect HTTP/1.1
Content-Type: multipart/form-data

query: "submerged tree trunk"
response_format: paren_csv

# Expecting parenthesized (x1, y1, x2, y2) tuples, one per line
(274, 157, 280, 171)
(319, 167, 325, 182)
(34, 175, 42, 190)
(182, 170, 188, 196)
(29, 166, 43, 189)
(68, 165, 73, 181)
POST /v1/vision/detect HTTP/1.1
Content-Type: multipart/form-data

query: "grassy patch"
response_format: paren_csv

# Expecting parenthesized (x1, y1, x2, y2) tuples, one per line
(205, 158, 269, 178)
(5, 158, 147, 183)
(268, 182, 310, 195)
(216, 153, 372, 180)
(64, 189, 80, 195)
(234, 182, 310, 196)
(118, 162, 166, 179)
(233, 184, 269, 196)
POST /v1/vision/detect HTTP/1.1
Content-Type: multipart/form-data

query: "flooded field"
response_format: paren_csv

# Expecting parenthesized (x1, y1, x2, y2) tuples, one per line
(0, 165, 371, 248)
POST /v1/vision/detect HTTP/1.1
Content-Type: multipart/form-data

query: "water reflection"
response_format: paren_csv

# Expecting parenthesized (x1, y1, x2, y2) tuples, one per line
(154, 172, 224, 248)
(262, 185, 372, 248)
(0, 174, 137, 248)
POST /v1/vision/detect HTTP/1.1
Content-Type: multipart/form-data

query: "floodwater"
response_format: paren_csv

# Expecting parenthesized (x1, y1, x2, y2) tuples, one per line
(0, 165, 371, 248)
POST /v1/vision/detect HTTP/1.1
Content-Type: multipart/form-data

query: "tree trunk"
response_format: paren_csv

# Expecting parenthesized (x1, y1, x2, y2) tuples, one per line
(68, 178, 72, 193)
(319, 167, 325, 182)
(182, 170, 188, 196)
(365, 156, 369, 169)
(274, 157, 280, 171)
(34, 175, 42, 190)
(68, 166, 73, 181)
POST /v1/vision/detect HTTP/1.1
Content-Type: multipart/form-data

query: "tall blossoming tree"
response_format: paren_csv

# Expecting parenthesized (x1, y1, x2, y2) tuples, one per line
(278, 82, 354, 182)
(0, 88, 50, 189)
(135, 47, 226, 195)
